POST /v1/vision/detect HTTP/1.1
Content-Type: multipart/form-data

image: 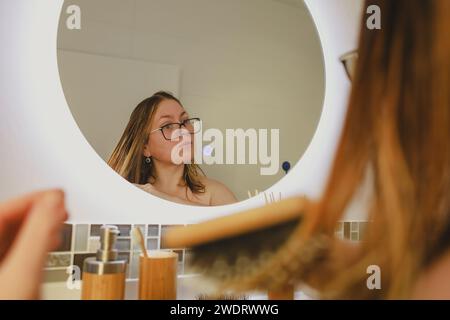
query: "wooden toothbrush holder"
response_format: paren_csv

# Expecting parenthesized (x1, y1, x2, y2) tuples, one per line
(138, 250, 178, 300)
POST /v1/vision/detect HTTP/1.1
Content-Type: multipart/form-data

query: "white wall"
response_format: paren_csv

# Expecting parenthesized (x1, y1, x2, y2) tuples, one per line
(58, 51, 181, 161)
(57, 0, 325, 201)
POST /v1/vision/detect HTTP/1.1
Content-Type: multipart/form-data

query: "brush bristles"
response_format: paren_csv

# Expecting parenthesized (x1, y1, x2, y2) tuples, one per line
(185, 218, 302, 291)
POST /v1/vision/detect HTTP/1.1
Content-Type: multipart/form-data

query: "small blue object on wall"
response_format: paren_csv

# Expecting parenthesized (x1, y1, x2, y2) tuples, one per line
(282, 161, 291, 175)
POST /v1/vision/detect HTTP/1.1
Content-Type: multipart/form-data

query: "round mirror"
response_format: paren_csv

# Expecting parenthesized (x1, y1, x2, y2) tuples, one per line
(57, 0, 325, 206)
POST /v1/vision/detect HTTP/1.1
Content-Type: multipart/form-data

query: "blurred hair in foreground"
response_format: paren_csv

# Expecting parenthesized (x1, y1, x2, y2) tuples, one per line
(304, 0, 450, 298)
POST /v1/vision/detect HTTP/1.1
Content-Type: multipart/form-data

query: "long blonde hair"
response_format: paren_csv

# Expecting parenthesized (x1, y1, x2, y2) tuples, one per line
(108, 91, 205, 193)
(300, 0, 450, 299)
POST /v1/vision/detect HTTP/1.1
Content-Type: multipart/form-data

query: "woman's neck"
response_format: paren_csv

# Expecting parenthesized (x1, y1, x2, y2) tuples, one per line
(412, 249, 450, 299)
(150, 159, 185, 194)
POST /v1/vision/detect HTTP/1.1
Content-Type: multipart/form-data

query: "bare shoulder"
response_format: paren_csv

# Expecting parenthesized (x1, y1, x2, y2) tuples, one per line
(200, 177, 233, 194)
(199, 177, 238, 206)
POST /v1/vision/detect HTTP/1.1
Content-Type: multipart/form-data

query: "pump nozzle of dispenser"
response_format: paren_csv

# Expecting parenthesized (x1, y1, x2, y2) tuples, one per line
(97, 225, 120, 262)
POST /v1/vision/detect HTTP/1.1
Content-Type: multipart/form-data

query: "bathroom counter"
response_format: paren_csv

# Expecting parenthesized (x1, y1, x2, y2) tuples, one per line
(42, 275, 200, 300)
(42, 275, 312, 300)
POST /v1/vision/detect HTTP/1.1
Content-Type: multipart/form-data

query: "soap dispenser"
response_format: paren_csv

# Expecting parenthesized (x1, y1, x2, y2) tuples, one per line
(81, 225, 127, 300)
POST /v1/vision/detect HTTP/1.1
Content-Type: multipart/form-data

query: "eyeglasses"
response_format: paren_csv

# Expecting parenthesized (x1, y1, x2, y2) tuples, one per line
(150, 118, 202, 141)
(339, 50, 358, 81)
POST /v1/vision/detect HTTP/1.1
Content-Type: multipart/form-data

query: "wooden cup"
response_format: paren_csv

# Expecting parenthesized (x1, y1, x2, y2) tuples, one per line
(138, 250, 178, 300)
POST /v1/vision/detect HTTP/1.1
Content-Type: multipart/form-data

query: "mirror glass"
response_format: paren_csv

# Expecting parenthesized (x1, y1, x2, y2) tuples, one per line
(57, 0, 325, 206)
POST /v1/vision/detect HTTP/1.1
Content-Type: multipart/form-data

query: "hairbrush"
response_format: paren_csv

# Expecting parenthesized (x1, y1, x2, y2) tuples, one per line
(162, 196, 330, 293)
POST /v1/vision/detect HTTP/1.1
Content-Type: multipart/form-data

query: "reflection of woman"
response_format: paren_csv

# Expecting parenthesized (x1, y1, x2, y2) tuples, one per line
(108, 91, 237, 206)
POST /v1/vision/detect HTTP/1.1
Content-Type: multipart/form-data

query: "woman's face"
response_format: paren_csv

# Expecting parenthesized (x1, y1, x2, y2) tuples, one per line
(144, 99, 194, 165)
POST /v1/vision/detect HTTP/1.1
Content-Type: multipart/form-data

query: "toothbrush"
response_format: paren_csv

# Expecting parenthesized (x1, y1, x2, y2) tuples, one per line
(132, 227, 148, 258)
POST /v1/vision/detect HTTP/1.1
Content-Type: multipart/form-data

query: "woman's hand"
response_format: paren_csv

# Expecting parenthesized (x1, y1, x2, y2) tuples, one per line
(0, 190, 68, 300)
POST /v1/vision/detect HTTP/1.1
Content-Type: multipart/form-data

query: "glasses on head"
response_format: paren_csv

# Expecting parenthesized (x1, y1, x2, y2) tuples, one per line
(150, 117, 202, 141)
(340, 50, 358, 81)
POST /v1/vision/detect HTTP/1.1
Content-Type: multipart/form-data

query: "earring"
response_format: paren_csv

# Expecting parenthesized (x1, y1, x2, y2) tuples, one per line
(145, 157, 152, 164)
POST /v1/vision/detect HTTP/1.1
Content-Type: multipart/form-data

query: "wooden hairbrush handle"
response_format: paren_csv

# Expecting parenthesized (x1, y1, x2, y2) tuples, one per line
(162, 196, 308, 249)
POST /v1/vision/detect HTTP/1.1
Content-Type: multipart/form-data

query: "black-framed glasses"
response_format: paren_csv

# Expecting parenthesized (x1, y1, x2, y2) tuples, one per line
(340, 50, 358, 81)
(150, 117, 202, 141)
